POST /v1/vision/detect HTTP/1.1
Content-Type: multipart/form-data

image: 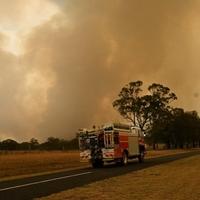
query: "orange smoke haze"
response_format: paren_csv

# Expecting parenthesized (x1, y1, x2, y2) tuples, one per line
(0, 0, 200, 141)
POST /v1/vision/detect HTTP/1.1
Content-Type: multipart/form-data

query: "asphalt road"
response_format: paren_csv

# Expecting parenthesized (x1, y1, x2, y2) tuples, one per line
(0, 150, 199, 200)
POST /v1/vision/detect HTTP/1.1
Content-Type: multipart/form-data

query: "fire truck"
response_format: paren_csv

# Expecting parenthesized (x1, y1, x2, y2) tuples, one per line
(78, 122, 146, 168)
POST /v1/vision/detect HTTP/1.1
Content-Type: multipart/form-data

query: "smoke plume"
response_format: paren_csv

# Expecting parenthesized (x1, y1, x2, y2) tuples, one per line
(1, 0, 200, 141)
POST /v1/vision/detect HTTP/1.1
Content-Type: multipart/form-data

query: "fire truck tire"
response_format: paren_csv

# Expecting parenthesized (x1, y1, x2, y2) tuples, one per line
(122, 151, 128, 166)
(92, 162, 98, 168)
(138, 152, 145, 163)
(92, 160, 103, 168)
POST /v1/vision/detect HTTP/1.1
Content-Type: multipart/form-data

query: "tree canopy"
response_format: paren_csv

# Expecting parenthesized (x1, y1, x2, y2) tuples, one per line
(113, 81, 200, 149)
(0, 137, 79, 151)
(113, 81, 177, 131)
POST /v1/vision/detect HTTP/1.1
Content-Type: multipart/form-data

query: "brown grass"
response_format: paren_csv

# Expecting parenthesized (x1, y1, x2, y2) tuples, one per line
(0, 151, 88, 181)
(37, 152, 200, 200)
(0, 149, 196, 182)
(145, 148, 193, 158)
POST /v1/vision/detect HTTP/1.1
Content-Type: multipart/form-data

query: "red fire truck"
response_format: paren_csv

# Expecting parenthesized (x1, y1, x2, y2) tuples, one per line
(78, 123, 146, 168)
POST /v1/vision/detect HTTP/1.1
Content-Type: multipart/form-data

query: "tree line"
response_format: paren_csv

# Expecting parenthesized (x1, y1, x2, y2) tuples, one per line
(0, 137, 78, 151)
(113, 81, 200, 149)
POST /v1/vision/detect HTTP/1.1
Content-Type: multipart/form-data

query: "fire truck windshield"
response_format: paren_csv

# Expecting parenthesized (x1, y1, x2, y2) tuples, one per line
(79, 135, 98, 150)
(104, 126, 113, 131)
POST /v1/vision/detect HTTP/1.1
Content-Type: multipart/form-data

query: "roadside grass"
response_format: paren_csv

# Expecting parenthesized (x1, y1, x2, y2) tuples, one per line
(0, 151, 88, 181)
(36, 153, 200, 200)
(0, 149, 196, 181)
(145, 148, 193, 158)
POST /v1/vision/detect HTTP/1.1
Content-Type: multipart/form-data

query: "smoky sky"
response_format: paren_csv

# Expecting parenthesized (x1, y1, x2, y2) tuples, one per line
(1, 0, 200, 141)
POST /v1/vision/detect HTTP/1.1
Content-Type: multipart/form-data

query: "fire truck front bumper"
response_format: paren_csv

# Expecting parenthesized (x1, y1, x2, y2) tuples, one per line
(102, 148, 115, 161)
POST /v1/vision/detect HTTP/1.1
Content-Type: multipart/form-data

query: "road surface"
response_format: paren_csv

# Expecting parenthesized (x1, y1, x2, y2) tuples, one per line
(0, 150, 199, 200)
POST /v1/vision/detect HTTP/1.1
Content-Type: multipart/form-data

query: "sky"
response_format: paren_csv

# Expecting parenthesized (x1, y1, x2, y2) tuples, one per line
(0, 0, 200, 141)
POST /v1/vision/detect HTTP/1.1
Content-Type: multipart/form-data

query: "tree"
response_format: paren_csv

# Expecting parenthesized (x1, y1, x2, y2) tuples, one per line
(113, 81, 177, 132)
(147, 83, 177, 124)
(19, 142, 31, 150)
(145, 83, 177, 147)
(113, 81, 143, 126)
(41, 137, 61, 150)
(171, 110, 200, 148)
(133, 94, 153, 131)
(30, 138, 39, 150)
(0, 139, 19, 150)
(66, 137, 79, 150)
(40, 137, 79, 150)
(148, 108, 200, 149)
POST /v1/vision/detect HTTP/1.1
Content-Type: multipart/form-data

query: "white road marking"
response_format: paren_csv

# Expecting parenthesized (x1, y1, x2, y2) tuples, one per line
(0, 171, 92, 192)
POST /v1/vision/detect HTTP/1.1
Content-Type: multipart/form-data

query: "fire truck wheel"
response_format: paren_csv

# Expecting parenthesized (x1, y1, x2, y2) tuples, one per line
(92, 160, 103, 168)
(92, 162, 98, 168)
(122, 151, 128, 165)
(138, 152, 144, 163)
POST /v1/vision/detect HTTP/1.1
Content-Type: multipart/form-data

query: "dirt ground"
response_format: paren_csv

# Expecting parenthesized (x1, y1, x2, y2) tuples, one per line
(37, 153, 200, 200)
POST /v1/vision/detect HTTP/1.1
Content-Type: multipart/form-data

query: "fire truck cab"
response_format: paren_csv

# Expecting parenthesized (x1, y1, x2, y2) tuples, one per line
(78, 123, 145, 168)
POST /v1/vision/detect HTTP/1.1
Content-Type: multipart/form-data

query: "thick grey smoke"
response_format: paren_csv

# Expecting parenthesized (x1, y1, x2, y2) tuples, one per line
(1, 0, 200, 141)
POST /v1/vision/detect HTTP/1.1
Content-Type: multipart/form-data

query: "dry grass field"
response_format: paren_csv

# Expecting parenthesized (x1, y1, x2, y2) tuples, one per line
(0, 151, 88, 181)
(37, 153, 200, 200)
(0, 149, 195, 181)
